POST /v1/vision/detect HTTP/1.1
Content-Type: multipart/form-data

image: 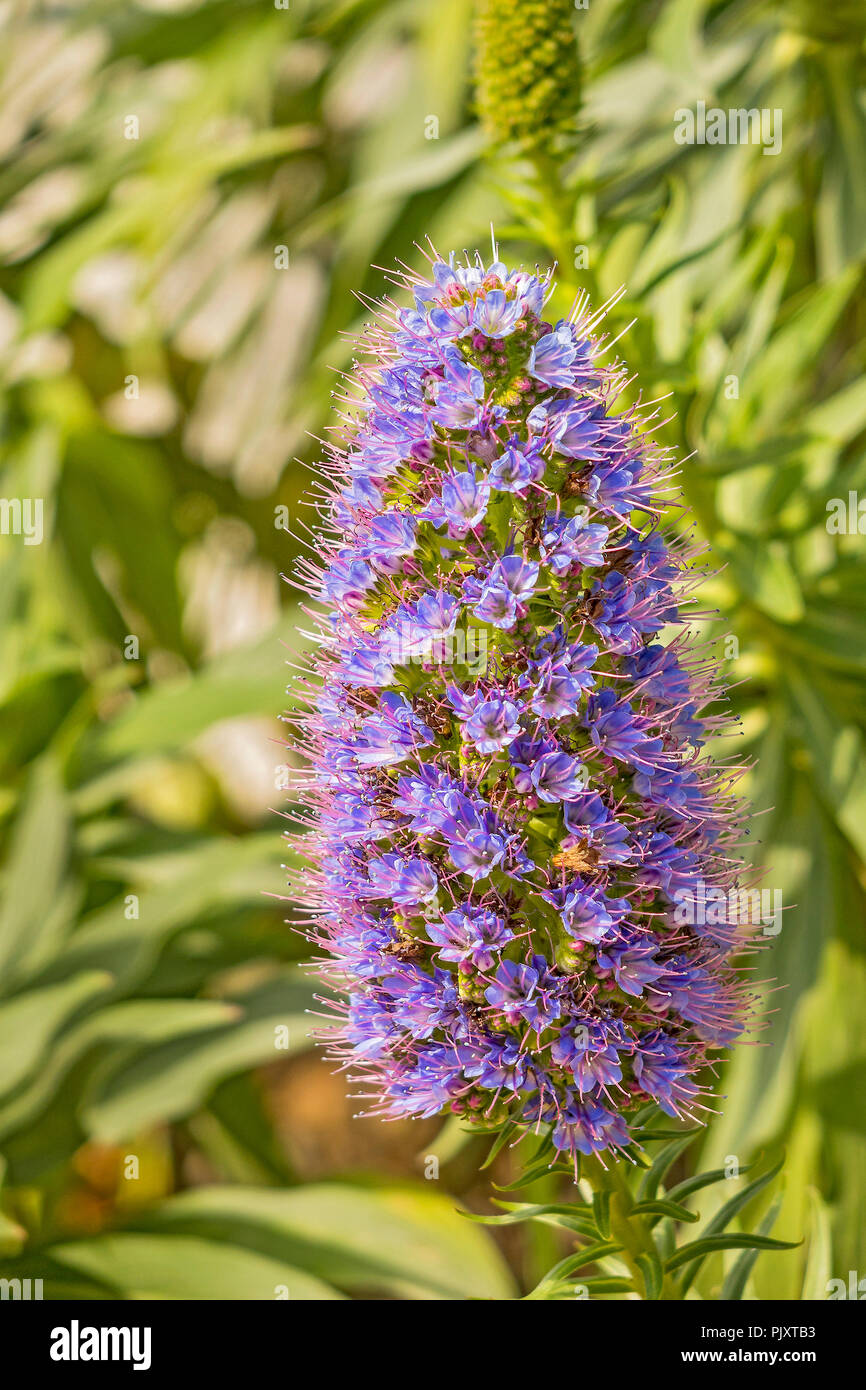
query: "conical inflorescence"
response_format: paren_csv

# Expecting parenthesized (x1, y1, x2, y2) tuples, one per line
(474, 0, 580, 151)
(291, 249, 755, 1164)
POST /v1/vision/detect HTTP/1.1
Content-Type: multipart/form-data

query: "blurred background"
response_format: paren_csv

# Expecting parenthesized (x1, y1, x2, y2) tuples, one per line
(0, 0, 863, 1300)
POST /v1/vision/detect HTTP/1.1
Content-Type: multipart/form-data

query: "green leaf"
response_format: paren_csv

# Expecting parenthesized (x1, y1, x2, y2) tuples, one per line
(637, 1134, 697, 1201)
(720, 1197, 784, 1301)
(480, 1119, 518, 1170)
(0, 997, 244, 1145)
(784, 673, 866, 863)
(739, 268, 860, 434)
(800, 1189, 833, 1301)
(569, 1275, 633, 1295)
(592, 1188, 611, 1238)
(816, 49, 866, 275)
(202, 1073, 296, 1185)
(31, 834, 282, 993)
(636, 1248, 664, 1301)
(700, 1155, 785, 1235)
(94, 614, 306, 760)
(666, 1233, 800, 1274)
(729, 541, 804, 623)
(48, 1233, 342, 1301)
(0, 1154, 26, 1257)
(493, 1157, 576, 1190)
(679, 1156, 785, 1293)
(778, 605, 866, 680)
(700, 435, 813, 478)
(0, 972, 113, 1100)
(56, 434, 186, 651)
(806, 1059, 866, 1137)
(137, 1184, 517, 1300)
(467, 1201, 597, 1236)
(79, 973, 315, 1142)
(0, 757, 71, 982)
(664, 1166, 748, 1206)
(524, 1241, 624, 1299)
(631, 1198, 700, 1224)
(633, 1125, 703, 1142)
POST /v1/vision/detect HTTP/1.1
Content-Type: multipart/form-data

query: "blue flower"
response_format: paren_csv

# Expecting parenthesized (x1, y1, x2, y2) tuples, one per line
(472, 553, 539, 629)
(552, 1101, 630, 1156)
(472, 584, 518, 629)
(540, 512, 608, 572)
(385, 966, 459, 1039)
(463, 696, 523, 753)
(485, 959, 540, 1026)
(587, 687, 665, 772)
(527, 641, 596, 717)
(563, 793, 634, 864)
(508, 732, 558, 794)
(321, 553, 377, 611)
(632, 1031, 699, 1117)
(535, 398, 609, 460)
(341, 640, 395, 688)
(596, 930, 665, 997)
(472, 288, 525, 337)
(460, 1038, 530, 1091)
(587, 570, 642, 652)
(625, 644, 690, 703)
(366, 853, 439, 907)
(543, 881, 627, 944)
(551, 1021, 626, 1092)
(363, 511, 417, 573)
(528, 321, 587, 388)
(388, 589, 460, 658)
(431, 347, 485, 428)
(439, 468, 490, 536)
(489, 438, 546, 493)
(531, 750, 588, 802)
(354, 693, 433, 766)
(449, 828, 510, 881)
(527, 673, 580, 719)
(426, 905, 513, 972)
(346, 995, 403, 1058)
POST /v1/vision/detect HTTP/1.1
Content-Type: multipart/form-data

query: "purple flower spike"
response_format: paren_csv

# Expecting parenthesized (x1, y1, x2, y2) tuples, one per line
(291, 246, 753, 1163)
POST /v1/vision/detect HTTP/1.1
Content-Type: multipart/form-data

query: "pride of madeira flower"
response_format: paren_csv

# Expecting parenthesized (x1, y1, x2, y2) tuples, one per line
(291, 248, 755, 1168)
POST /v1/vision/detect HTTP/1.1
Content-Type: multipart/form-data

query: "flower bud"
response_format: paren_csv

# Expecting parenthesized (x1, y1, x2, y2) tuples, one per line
(474, 0, 581, 150)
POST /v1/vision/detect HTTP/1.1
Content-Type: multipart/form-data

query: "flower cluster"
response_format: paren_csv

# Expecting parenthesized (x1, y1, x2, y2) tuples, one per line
(291, 249, 755, 1165)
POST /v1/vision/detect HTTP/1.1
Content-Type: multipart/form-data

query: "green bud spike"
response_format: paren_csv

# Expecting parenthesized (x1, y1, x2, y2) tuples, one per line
(473, 0, 581, 151)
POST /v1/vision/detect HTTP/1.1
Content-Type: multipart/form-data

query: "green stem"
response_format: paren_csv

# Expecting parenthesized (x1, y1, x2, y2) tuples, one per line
(530, 147, 577, 281)
(582, 1154, 681, 1300)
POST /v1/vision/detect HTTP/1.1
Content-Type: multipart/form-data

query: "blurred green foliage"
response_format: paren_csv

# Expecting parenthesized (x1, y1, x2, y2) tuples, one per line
(0, 0, 863, 1299)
